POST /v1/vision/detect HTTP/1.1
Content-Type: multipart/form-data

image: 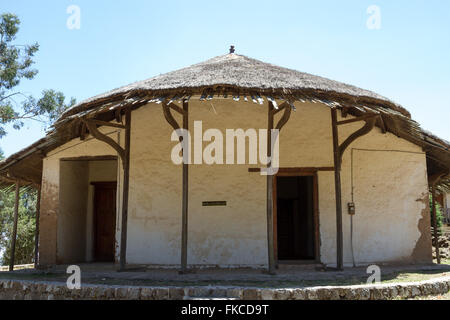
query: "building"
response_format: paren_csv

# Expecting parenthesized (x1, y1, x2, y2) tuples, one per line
(1, 50, 450, 272)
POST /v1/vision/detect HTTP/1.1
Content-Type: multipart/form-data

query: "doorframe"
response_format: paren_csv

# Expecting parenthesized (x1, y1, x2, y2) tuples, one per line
(273, 168, 321, 264)
(91, 181, 117, 262)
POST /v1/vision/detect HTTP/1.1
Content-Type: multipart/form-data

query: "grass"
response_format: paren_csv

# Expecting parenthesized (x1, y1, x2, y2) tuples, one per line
(394, 258, 450, 300)
(409, 291, 450, 300)
(0, 264, 34, 272)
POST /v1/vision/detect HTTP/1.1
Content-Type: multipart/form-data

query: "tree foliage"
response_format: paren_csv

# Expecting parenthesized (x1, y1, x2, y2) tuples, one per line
(430, 195, 444, 235)
(0, 186, 37, 266)
(0, 149, 37, 266)
(0, 13, 76, 265)
(0, 13, 76, 138)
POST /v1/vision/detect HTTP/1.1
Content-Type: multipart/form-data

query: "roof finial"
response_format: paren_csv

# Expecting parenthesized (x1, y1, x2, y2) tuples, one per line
(229, 45, 235, 54)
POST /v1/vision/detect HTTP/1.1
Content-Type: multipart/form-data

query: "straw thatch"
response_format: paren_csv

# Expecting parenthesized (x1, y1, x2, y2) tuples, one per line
(58, 53, 409, 121)
(1, 52, 449, 189)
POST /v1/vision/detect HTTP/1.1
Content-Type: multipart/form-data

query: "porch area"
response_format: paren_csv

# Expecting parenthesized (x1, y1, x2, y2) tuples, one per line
(2, 262, 450, 288)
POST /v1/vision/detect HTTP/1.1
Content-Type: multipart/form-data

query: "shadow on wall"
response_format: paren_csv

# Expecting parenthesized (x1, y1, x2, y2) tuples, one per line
(57, 159, 117, 264)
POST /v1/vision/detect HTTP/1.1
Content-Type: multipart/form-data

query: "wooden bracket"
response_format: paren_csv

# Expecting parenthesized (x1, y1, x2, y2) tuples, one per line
(341, 107, 349, 118)
(80, 121, 87, 141)
(336, 113, 379, 126)
(87, 119, 126, 129)
(429, 172, 447, 187)
(268, 102, 293, 131)
(338, 116, 377, 162)
(275, 103, 292, 131)
(269, 101, 288, 115)
(162, 102, 182, 134)
(377, 115, 387, 134)
(115, 109, 123, 123)
(167, 101, 188, 116)
(333, 111, 378, 166)
(83, 119, 126, 165)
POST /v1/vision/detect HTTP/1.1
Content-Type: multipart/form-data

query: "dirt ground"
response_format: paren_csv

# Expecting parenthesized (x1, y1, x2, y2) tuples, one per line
(1, 262, 450, 290)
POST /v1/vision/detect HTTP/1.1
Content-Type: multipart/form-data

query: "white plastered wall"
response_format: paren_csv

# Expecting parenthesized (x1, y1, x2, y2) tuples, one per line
(41, 127, 123, 264)
(278, 101, 430, 266)
(57, 160, 88, 263)
(40, 99, 431, 267)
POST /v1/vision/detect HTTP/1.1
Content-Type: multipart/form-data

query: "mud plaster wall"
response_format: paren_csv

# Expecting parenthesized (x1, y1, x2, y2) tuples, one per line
(278, 102, 430, 266)
(127, 99, 267, 266)
(57, 161, 88, 263)
(126, 99, 430, 266)
(40, 99, 431, 267)
(39, 129, 123, 266)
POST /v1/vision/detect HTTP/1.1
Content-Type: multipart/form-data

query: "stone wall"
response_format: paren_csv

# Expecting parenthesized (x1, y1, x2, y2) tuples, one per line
(0, 277, 448, 300)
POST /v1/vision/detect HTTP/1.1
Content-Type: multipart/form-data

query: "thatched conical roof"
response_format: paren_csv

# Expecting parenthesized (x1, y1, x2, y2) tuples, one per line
(59, 53, 408, 121)
(1, 51, 449, 190)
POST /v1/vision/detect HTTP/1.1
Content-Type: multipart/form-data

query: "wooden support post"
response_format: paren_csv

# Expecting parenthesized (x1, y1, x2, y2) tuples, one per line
(162, 100, 190, 274)
(431, 185, 441, 264)
(266, 101, 292, 275)
(9, 182, 20, 272)
(331, 108, 377, 270)
(34, 185, 41, 268)
(331, 109, 344, 271)
(119, 109, 131, 271)
(266, 103, 276, 275)
(181, 100, 189, 274)
(83, 110, 132, 271)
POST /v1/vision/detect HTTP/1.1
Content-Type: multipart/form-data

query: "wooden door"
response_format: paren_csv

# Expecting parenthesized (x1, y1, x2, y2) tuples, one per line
(93, 182, 117, 262)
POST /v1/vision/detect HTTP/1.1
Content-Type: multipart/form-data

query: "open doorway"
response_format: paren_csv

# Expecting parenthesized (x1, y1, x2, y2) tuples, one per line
(274, 173, 318, 262)
(57, 157, 118, 264)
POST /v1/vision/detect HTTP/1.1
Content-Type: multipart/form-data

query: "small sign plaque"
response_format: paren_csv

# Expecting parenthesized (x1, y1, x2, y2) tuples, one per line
(202, 201, 227, 207)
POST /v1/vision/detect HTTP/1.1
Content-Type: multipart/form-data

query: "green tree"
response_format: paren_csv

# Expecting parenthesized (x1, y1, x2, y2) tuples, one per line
(0, 185, 37, 266)
(0, 13, 75, 138)
(430, 195, 444, 235)
(0, 13, 76, 265)
(0, 148, 38, 266)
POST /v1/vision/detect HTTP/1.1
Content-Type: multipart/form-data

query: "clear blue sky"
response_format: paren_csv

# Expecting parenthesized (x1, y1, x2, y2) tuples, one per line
(1, 0, 449, 156)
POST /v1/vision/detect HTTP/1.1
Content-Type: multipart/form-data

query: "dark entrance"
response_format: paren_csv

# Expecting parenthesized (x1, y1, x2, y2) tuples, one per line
(93, 182, 117, 262)
(276, 175, 315, 261)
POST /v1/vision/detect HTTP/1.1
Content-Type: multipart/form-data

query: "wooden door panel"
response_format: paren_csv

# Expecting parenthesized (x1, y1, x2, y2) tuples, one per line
(93, 182, 117, 262)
